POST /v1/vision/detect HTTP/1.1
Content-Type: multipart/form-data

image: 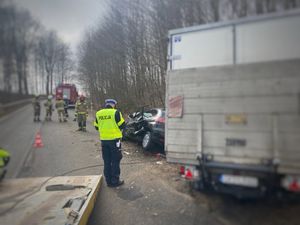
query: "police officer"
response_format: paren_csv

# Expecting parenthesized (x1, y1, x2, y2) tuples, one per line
(75, 95, 88, 131)
(55, 95, 67, 122)
(94, 99, 125, 187)
(32, 95, 41, 122)
(0, 148, 10, 181)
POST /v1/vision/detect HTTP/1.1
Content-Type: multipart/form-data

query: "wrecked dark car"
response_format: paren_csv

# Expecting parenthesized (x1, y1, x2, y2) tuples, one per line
(123, 108, 165, 151)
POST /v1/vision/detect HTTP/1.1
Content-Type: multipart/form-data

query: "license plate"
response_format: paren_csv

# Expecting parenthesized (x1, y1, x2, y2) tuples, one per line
(220, 174, 258, 188)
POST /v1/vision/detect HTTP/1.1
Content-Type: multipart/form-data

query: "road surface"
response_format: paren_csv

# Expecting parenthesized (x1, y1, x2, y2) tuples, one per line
(0, 103, 299, 225)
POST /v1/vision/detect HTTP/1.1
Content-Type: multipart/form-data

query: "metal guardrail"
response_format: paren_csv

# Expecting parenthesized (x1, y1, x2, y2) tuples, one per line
(0, 98, 32, 116)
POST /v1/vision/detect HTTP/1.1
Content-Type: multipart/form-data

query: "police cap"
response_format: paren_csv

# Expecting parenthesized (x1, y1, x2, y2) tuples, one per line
(105, 99, 117, 106)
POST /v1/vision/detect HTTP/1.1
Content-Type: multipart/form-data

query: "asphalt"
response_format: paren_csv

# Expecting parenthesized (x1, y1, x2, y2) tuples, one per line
(1, 104, 300, 225)
(17, 107, 101, 178)
(0, 104, 42, 178)
(0, 104, 221, 225)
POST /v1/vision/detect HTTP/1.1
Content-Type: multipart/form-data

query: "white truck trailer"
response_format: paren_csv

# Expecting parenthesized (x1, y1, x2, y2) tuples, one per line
(166, 9, 300, 198)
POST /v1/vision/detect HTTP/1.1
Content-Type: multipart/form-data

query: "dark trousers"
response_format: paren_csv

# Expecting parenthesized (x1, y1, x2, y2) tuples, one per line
(64, 108, 69, 117)
(101, 140, 123, 185)
(77, 114, 87, 129)
(46, 108, 52, 119)
(34, 109, 40, 120)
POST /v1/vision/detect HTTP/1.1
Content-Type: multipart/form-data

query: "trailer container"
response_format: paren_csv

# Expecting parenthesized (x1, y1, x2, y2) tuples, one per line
(166, 9, 300, 198)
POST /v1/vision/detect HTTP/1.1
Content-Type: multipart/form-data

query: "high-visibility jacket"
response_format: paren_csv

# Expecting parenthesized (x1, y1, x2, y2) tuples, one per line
(44, 100, 52, 111)
(75, 100, 88, 115)
(94, 108, 125, 140)
(0, 148, 10, 168)
(55, 100, 65, 110)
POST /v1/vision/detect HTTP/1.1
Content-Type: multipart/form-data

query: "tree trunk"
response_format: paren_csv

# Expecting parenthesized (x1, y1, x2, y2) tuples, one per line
(23, 56, 29, 94)
(46, 65, 50, 95)
(256, 0, 264, 14)
(16, 58, 23, 94)
(3, 53, 13, 92)
(50, 70, 53, 95)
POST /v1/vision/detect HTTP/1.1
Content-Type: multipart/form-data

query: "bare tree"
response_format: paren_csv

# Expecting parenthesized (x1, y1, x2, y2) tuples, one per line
(0, 4, 15, 92)
(12, 8, 39, 94)
(0, 2, 40, 94)
(0, 1, 73, 96)
(77, 0, 300, 112)
(210, 0, 221, 21)
(55, 43, 73, 84)
(37, 31, 71, 95)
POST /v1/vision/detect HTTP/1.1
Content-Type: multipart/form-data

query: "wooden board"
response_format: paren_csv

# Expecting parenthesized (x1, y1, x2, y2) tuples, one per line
(0, 175, 102, 225)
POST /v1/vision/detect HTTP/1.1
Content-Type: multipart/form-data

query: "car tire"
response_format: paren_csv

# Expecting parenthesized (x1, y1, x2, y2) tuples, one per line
(142, 131, 153, 150)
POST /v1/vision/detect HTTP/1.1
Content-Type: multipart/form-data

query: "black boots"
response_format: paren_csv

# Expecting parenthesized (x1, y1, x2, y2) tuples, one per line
(107, 180, 124, 188)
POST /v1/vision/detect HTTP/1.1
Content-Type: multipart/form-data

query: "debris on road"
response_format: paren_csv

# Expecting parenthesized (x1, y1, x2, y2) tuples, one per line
(123, 150, 130, 155)
(156, 153, 166, 159)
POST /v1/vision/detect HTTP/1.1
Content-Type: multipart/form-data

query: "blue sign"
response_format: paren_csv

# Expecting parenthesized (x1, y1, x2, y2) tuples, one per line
(174, 36, 181, 43)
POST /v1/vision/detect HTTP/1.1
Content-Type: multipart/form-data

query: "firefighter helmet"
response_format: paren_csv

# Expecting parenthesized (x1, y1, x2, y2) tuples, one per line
(79, 95, 85, 101)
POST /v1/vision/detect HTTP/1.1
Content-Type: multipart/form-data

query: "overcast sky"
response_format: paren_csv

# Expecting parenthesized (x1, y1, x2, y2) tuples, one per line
(13, 0, 105, 53)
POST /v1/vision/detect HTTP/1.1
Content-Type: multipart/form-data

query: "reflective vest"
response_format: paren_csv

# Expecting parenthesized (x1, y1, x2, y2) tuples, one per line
(44, 100, 52, 110)
(75, 101, 88, 115)
(0, 148, 10, 168)
(95, 108, 124, 140)
(55, 100, 64, 110)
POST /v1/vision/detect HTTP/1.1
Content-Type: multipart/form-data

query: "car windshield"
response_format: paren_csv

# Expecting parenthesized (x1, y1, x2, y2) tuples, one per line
(143, 109, 158, 119)
(143, 112, 153, 118)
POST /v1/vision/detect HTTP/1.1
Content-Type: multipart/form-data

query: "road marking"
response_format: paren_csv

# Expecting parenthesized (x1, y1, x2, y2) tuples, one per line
(13, 126, 43, 178)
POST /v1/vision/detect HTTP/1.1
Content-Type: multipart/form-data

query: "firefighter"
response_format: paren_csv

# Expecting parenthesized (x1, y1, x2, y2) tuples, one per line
(75, 95, 88, 131)
(0, 148, 10, 182)
(55, 96, 67, 122)
(94, 99, 125, 187)
(44, 95, 53, 121)
(63, 95, 69, 118)
(32, 95, 41, 122)
(73, 97, 79, 122)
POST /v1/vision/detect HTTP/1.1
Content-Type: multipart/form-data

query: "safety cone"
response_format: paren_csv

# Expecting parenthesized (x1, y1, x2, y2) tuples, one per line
(33, 131, 44, 148)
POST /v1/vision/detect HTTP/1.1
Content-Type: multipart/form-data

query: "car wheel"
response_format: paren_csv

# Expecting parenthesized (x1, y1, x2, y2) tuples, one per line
(142, 131, 153, 150)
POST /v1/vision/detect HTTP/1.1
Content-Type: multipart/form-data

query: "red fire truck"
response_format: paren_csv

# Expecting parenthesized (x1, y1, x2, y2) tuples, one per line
(55, 83, 78, 107)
